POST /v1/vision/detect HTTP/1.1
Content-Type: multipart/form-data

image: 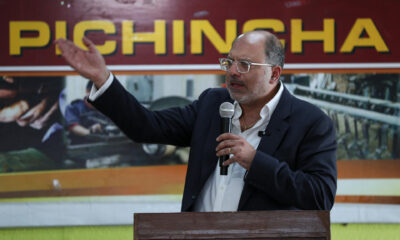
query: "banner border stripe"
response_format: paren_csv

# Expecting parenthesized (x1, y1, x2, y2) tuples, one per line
(1, 63, 400, 72)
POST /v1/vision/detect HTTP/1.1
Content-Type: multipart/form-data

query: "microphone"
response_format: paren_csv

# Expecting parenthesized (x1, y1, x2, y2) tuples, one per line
(219, 102, 235, 175)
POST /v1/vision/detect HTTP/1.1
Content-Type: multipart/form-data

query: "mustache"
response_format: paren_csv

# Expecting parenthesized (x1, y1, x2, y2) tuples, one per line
(228, 78, 245, 86)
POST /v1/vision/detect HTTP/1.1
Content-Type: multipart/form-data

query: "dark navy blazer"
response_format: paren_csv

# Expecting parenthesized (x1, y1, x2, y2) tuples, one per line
(91, 78, 337, 212)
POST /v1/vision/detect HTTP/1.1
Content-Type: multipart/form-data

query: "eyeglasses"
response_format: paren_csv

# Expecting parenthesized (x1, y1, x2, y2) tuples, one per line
(219, 58, 274, 74)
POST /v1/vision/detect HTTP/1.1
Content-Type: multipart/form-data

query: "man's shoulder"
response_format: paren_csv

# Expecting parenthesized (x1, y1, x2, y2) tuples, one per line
(201, 87, 230, 96)
(286, 90, 330, 122)
(198, 88, 231, 103)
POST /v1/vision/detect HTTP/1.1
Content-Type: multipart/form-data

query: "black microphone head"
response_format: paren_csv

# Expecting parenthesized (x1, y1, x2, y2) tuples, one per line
(219, 102, 234, 118)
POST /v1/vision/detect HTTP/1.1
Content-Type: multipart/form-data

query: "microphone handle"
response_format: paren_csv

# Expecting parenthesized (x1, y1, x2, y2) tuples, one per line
(219, 117, 231, 175)
(220, 155, 229, 175)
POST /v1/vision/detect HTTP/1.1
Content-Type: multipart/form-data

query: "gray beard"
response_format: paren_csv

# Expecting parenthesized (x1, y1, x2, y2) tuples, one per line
(228, 88, 252, 104)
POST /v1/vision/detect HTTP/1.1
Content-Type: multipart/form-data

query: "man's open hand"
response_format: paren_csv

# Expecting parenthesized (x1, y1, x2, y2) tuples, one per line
(55, 37, 109, 88)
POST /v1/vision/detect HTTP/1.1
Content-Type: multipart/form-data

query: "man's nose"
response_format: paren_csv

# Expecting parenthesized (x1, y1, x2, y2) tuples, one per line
(228, 62, 240, 76)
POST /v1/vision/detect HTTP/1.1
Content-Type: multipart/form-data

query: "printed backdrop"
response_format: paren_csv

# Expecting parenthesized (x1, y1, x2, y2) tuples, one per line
(0, 0, 399, 224)
(1, 0, 400, 73)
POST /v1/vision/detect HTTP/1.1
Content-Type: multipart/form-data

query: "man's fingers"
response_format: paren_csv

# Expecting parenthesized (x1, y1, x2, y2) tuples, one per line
(83, 37, 98, 53)
(55, 39, 71, 53)
(55, 39, 83, 69)
(216, 133, 240, 142)
(216, 139, 236, 151)
(56, 38, 81, 58)
(216, 147, 230, 157)
(222, 156, 236, 166)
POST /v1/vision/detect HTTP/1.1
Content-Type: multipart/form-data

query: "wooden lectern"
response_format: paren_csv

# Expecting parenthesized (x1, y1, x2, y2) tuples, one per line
(134, 210, 330, 239)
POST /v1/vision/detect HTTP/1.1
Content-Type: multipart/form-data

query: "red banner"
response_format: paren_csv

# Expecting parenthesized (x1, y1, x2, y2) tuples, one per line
(1, 0, 400, 73)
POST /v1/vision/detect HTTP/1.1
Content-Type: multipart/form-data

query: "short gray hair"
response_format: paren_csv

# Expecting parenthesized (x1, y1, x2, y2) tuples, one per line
(264, 33, 285, 68)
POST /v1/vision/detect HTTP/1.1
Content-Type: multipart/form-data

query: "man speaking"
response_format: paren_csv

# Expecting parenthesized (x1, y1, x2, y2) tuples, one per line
(56, 30, 337, 212)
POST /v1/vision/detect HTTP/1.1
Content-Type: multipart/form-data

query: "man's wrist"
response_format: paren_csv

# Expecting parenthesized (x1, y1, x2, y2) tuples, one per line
(92, 70, 110, 89)
(88, 72, 114, 102)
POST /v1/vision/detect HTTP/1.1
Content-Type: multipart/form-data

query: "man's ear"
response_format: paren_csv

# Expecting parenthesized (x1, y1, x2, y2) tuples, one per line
(270, 66, 282, 83)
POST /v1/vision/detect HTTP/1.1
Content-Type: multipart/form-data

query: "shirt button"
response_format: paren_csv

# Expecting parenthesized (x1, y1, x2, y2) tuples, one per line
(191, 195, 196, 199)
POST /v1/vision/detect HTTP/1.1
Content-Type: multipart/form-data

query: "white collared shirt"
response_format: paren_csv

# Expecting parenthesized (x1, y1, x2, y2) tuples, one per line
(194, 83, 284, 212)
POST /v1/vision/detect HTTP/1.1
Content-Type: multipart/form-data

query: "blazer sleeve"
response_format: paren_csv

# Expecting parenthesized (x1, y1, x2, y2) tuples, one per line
(245, 113, 337, 210)
(89, 76, 199, 147)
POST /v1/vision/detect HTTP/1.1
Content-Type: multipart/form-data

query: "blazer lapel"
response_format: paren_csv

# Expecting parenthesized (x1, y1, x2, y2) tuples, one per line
(238, 87, 292, 210)
(257, 87, 291, 156)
